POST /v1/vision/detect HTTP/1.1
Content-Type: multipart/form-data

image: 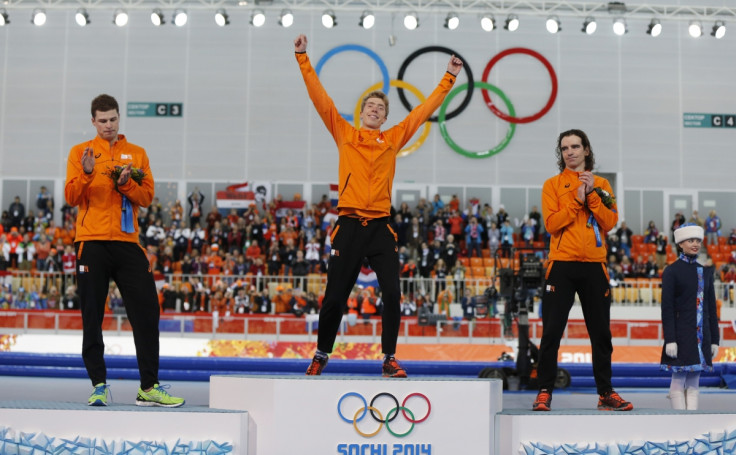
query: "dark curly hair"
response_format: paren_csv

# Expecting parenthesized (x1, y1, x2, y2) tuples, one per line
(90, 94, 119, 118)
(555, 129, 595, 172)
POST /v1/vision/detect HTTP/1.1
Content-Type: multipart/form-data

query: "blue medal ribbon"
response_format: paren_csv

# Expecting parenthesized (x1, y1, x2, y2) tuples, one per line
(121, 195, 135, 233)
(587, 214, 602, 247)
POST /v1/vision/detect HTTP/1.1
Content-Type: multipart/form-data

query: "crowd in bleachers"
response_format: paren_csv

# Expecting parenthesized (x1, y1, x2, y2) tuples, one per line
(2, 187, 736, 316)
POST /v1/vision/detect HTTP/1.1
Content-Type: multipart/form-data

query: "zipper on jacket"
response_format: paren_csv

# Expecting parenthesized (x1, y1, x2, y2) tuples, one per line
(556, 227, 565, 250)
(81, 207, 89, 227)
(340, 174, 351, 196)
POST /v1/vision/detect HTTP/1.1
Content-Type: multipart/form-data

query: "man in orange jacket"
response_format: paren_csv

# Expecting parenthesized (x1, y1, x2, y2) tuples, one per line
(532, 129, 632, 412)
(65, 94, 184, 408)
(296, 34, 463, 377)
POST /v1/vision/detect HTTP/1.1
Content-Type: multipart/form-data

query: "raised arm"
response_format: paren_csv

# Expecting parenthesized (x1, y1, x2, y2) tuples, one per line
(294, 34, 347, 141)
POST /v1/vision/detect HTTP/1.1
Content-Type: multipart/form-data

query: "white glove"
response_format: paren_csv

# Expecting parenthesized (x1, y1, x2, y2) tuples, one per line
(712, 344, 719, 359)
(665, 342, 677, 358)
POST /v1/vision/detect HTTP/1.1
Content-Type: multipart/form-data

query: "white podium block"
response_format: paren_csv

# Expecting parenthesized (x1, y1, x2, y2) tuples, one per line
(0, 401, 255, 454)
(210, 375, 503, 455)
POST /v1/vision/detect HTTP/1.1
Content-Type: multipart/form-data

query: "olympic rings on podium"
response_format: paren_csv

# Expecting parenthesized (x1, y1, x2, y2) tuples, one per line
(438, 82, 516, 159)
(338, 391, 431, 438)
(354, 80, 431, 157)
(315, 44, 390, 122)
(396, 46, 474, 122)
(481, 47, 558, 124)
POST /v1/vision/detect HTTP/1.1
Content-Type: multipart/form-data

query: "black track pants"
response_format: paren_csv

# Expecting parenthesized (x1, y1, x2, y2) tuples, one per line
(76, 241, 160, 389)
(317, 216, 401, 355)
(536, 261, 613, 394)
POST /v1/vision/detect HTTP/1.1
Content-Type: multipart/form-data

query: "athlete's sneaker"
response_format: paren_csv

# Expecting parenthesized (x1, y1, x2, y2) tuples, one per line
(598, 390, 633, 411)
(135, 384, 185, 408)
(382, 357, 408, 378)
(306, 356, 328, 375)
(532, 389, 552, 411)
(88, 383, 111, 407)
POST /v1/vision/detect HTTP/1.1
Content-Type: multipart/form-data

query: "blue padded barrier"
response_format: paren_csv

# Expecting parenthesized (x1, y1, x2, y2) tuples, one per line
(0, 353, 731, 387)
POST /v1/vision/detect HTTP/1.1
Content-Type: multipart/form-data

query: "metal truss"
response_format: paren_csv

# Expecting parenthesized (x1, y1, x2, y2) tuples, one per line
(1, 0, 735, 21)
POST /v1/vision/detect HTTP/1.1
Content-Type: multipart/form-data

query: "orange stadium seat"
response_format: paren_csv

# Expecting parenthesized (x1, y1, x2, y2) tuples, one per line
(470, 257, 484, 268)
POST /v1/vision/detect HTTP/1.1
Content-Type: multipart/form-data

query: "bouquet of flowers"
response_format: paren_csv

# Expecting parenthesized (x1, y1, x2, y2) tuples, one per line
(104, 165, 146, 188)
(593, 187, 616, 209)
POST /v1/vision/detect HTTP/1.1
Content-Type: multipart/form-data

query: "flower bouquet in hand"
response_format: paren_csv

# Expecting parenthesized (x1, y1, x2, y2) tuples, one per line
(592, 187, 616, 209)
(104, 165, 146, 189)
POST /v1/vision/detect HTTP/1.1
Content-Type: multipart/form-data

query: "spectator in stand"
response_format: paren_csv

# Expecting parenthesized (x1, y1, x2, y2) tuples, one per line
(480, 204, 494, 245)
(496, 205, 509, 228)
(292, 250, 310, 290)
(34, 233, 51, 270)
(22, 210, 36, 235)
(729, 228, 736, 245)
(655, 233, 669, 270)
(17, 233, 35, 271)
(616, 222, 633, 259)
(8, 196, 25, 228)
(644, 221, 659, 244)
(62, 244, 76, 275)
(280, 238, 297, 277)
(631, 255, 647, 278)
(414, 198, 431, 232)
(304, 236, 321, 273)
(442, 234, 458, 271)
(529, 206, 542, 241)
(671, 212, 687, 250)
(245, 240, 262, 262)
(431, 194, 444, 217)
(397, 202, 413, 227)
(487, 222, 500, 258)
(187, 187, 205, 228)
(406, 217, 424, 260)
(436, 285, 453, 318)
(266, 243, 282, 277)
(620, 255, 633, 277)
(417, 241, 434, 280)
(173, 221, 191, 261)
(432, 219, 446, 244)
(6, 227, 22, 268)
(688, 210, 704, 228)
(169, 200, 184, 228)
(190, 223, 207, 253)
(464, 216, 484, 258)
(521, 218, 535, 247)
(704, 210, 721, 246)
(448, 195, 460, 214)
(644, 254, 659, 278)
(434, 258, 448, 296)
(145, 218, 165, 248)
(36, 186, 53, 219)
(60, 220, 76, 246)
(205, 205, 221, 233)
(1, 211, 11, 232)
(499, 219, 514, 259)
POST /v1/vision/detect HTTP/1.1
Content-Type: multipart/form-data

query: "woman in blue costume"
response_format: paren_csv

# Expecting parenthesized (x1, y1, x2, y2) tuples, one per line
(660, 224, 720, 410)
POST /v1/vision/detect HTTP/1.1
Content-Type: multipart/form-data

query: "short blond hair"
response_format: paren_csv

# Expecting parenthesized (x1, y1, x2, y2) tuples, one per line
(360, 91, 389, 117)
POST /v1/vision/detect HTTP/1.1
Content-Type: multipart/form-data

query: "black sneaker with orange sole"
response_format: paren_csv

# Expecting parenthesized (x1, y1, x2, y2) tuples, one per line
(597, 390, 633, 411)
(382, 357, 407, 378)
(532, 389, 552, 411)
(305, 356, 328, 375)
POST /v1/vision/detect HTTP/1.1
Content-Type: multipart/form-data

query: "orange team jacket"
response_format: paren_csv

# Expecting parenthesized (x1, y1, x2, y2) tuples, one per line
(542, 168, 618, 263)
(65, 135, 154, 243)
(297, 52, 456, 219)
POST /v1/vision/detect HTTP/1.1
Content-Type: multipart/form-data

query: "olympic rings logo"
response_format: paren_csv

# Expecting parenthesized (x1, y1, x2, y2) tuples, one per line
(315, 45, 558, 159)
(337, 392, 431, 438)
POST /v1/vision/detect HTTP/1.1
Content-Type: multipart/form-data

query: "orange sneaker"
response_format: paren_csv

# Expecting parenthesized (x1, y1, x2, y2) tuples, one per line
(598, 390, 633, 411)
(382, 357, 407, 378)
(532, 389, 552, 411)
(305, 356, 328, 375)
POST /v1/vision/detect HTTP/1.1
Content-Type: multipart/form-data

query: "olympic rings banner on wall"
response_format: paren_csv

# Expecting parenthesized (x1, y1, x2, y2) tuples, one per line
(315, 44, 558, 159)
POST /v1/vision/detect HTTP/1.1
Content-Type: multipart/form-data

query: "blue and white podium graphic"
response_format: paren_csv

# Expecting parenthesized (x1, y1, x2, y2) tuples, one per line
(210, 375, 503, 455)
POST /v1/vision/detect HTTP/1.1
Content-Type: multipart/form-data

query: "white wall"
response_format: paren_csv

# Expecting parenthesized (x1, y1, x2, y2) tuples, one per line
(0, 9, 734, 225)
